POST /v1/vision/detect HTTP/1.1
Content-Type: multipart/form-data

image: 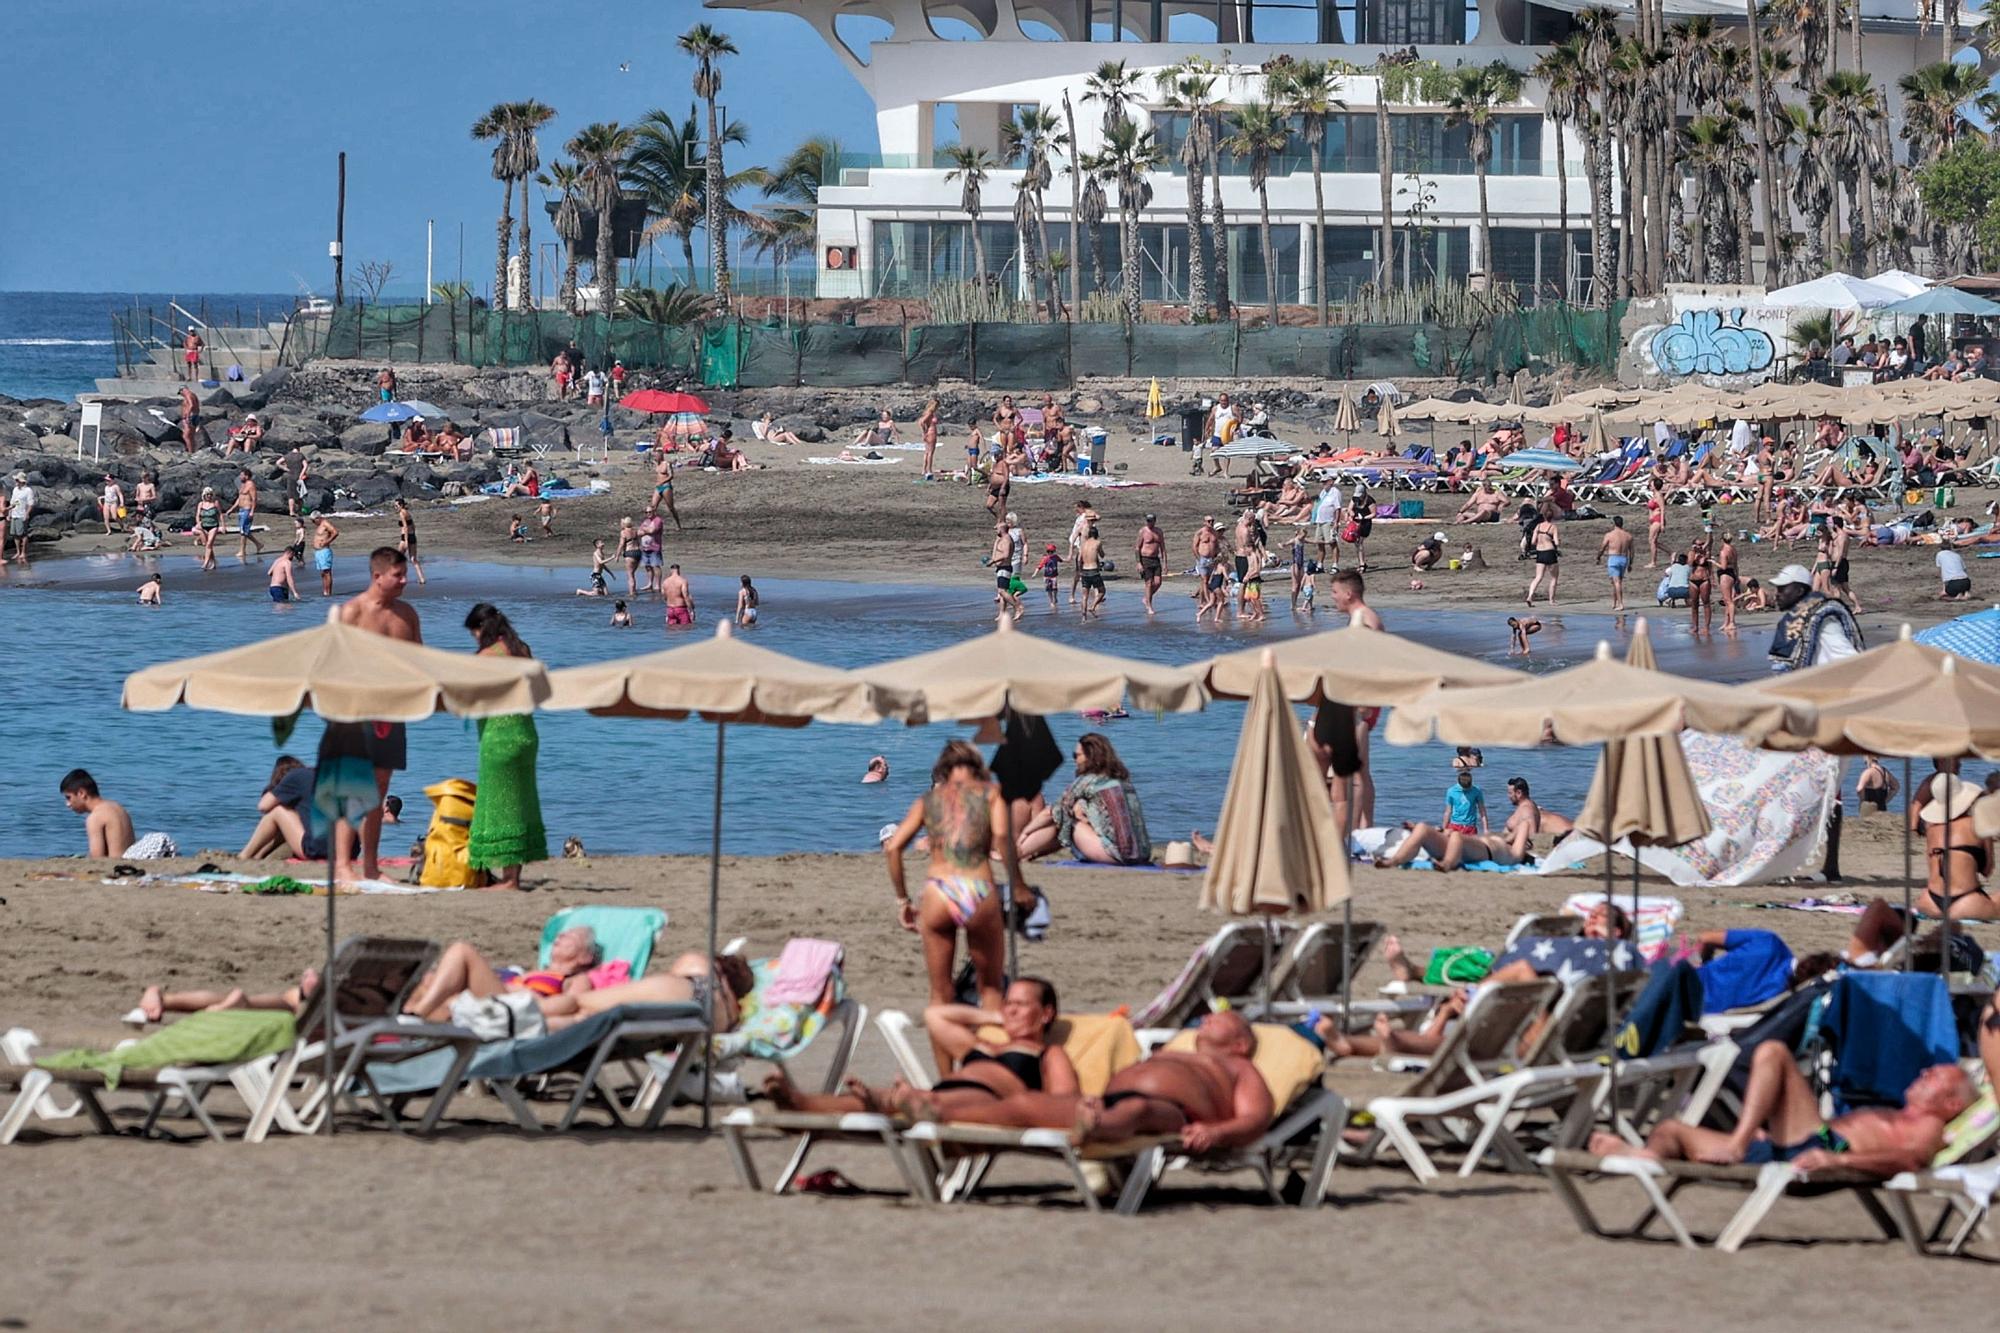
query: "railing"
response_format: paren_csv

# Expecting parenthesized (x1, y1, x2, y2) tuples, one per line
(826, 150, 1582, 184)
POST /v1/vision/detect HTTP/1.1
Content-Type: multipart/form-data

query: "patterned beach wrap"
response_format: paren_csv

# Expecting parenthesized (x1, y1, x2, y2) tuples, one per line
(1538, 733, 1838, 889)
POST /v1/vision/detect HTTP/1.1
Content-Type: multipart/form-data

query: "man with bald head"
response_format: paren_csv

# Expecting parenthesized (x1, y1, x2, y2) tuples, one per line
(921, 1009, 1276, 1152)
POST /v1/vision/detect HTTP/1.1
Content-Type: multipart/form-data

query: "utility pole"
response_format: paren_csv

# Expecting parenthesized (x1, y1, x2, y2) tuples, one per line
(332, 152, 347, 306)
(426, 219, 434, 304)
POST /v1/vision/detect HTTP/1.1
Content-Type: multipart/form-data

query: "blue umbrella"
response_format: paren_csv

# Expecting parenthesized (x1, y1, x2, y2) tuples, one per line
(359, 401, 423, 423)
(1914, 606, 2000, 666)
(1883, 287, 2000, 318)
(1507, 447, 1584, 473)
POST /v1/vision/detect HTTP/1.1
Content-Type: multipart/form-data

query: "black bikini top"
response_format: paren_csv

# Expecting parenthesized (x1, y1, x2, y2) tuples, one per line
(962, 1047, 1043, 1091)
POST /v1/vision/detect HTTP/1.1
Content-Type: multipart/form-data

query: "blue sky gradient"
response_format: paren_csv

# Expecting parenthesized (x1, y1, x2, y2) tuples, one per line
(0, 1, 877, 294)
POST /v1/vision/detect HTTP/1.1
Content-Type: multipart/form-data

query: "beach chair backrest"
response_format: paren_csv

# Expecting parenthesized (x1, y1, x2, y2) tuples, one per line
(539, 906, 667, 980)
(296, 936, 439, 1043)
(1530, 969, 1652, 1064)
(1503, 912, 1583, 950)
(1132, 922, 1290, 1030)
(1271, 920, 1383, 1003)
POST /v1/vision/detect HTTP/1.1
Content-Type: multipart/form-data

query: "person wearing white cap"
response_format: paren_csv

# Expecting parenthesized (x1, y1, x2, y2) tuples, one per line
(1916, 775, 1997, 920)
(1412, 530, 1447, 572)
(5, 470, 33, 563)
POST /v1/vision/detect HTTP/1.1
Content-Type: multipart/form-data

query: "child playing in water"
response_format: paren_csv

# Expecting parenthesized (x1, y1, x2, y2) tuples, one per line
(576, 539, 609, 596)
(137, 571, 162, 605)
(610, 600, 632, 627)
(536, 498, 556, 538)
(1037, 543, 1062, 609)
(1508, 615, 1542, 656)
(509, 514, 529, 543)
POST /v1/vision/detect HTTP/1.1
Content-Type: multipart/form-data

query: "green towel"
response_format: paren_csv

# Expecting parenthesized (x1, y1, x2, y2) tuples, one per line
(243, 874, 313, 896)
(38, 1010, 297, 1090)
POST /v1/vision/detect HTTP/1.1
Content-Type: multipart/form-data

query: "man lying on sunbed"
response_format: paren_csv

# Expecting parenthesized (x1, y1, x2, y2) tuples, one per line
(902, 1010, 1275, 1153)
(1589, 1040, 1973, 1175)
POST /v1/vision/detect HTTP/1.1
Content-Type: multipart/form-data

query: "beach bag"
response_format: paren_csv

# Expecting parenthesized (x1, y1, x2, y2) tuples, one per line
(1423, 947, 1494, 986)
(420, 778, 483, 889)
(449, 990, 545, 1041)
(1340, 519, 1362, 543)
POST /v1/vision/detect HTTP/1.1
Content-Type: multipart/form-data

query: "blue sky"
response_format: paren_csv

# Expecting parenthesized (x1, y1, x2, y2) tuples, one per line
(0, 1, 878, 295)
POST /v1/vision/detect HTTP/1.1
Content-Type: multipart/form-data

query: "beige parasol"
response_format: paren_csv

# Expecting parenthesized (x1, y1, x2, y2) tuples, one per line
(1376, 395, 1400, 441)
(122, 617, 549, 721)
(1571, 620, 1712, 848)
(544, 622, 922, 1122)
(1586, 408, 1613, 454)
(1197, 621, 1522, 707)
(1332, 387, 1360, 436)
(864, 615, 1206, 720)
(1200, 654, 1348, 917)
(121, 609, 553, 1135)
(1386, 640, 1814, 747)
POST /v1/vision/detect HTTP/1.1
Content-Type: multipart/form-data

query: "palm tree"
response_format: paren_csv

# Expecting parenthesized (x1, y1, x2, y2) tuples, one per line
(1099, 117, 1163, 323)
(1225, 100, 1290, 323)
(1782, 102, 1834, 277)
(1153, 61, 1216, 315)
(1814, 69, 1884, 268)
(1442, 61, 1524, 291)
(1743, 0, 1784, 285)
(473, 104, 518, 309)
(1374, 55, 1449, 292)
(568, 121, 635, 315)
(1680, 115, 1741, 281)
(1532, 40, 1586, 301)
(537, 160, 585, 314)
(623, 107, 755, 285)
(678, 23, 740, 297)
(1077, 151, 1110, 295)
(504, 101, 557, 309)
(1574, 7, 1621, 304)
(1003, 105, 1065, 319)
(757, 135, 843, 295)
(1083, 59, 1144, 131)
(1081, 59, 1143, 301)
(941, 144, 995, 283)
(1271, 57, 1347, 324)
(1901, 60, 1984, 161)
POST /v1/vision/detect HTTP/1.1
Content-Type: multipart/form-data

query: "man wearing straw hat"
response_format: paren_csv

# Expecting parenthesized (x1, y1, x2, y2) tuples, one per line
(1769, 563, 1864, 881)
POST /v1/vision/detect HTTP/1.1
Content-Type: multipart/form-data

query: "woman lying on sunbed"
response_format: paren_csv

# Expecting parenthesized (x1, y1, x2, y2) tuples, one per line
(399, 927, 604, 1022)
(536, 951, 752, 1033)
(764, 978, 1077, 1120)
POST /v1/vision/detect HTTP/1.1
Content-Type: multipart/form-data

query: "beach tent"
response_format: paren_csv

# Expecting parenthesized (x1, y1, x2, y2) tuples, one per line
(543, 622, 923, 1123)
(1199, 654, 1348, 1006)
(1762, 271, 1904, 310)
(122, 609, 551, 1132)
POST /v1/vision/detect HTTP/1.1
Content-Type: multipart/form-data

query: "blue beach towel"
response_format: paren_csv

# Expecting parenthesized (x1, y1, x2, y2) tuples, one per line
(1817, 972, 1957, 1114)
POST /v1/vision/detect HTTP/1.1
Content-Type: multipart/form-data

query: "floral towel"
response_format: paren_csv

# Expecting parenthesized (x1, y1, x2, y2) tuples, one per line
(710, 956, 844, 1063)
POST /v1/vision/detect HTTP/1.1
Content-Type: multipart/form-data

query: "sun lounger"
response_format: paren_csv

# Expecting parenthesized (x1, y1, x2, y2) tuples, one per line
(1132, 920, 1298, 1036)
(537, 905, 669, 979)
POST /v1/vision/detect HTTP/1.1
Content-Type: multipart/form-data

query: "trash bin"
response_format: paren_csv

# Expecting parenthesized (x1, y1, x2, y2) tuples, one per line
(1179, 405, 1207, 452)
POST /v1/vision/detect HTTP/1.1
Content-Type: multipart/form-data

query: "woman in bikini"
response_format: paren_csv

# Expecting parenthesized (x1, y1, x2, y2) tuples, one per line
(1644, 478, 1666, 568)
(916, 397, 940, 479)
(194, 486, 223, 570)
(884, 740, 1031, 1072)
(764, 977, 1077, 1119)
(1686, 534, 1714, 636)
(615, 516, 642, 597)
(1714, 533, 1740, 635)
(1916, 776, 1999, 921)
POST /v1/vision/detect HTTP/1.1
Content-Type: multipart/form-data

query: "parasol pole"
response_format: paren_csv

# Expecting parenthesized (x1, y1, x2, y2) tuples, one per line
(324, 799, 336, 1137)
(1902, 756, 1913, 974)
(1340, 772, 1354, 1027)
(702, 718, 726, 1131)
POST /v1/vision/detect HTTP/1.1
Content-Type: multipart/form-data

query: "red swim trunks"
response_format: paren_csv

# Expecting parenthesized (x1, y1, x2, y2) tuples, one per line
(1445, 822, 1478, 835)
(666, 606, 693, 627)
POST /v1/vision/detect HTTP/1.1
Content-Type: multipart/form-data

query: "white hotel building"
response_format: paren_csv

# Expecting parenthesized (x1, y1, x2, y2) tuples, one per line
(714, 0, 1972, 305)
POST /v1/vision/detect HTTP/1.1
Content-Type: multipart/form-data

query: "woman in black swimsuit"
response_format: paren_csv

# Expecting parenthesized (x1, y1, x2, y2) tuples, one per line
(763, 977, 1079, 1116)
(1916, 776, 2000, 921)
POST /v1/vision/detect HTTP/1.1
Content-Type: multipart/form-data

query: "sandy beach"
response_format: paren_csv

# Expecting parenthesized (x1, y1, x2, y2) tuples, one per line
(31, 413, 1992, 637)
(3, 809, 1993, 1332)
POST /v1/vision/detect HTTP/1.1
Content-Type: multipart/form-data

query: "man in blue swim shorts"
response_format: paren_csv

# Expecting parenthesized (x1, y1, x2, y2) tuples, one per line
(1597, 515, 1635, 613)
(311, 514, 340, 596)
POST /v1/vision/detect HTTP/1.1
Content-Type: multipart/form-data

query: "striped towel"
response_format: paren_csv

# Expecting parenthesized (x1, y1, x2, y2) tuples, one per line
(484, 427, 520, 451)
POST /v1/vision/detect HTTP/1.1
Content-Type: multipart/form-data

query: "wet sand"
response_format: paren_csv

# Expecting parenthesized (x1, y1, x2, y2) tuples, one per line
(3, 812, 1993, 1331)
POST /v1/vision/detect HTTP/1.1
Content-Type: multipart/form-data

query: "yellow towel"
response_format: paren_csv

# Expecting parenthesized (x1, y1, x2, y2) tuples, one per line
(1163, 1023, 1324, 1112)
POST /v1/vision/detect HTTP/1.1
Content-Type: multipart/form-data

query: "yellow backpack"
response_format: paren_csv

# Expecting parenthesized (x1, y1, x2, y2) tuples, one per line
(419, 778, 482, 888)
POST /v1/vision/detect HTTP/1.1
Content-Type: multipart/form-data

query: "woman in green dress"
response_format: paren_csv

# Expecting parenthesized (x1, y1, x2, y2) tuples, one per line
(464, 603, 547, 890)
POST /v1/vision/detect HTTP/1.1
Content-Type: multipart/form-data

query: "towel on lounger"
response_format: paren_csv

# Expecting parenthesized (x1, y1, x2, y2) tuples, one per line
(762, 939, 843, 1007)
(38, 1010, 296, 1090)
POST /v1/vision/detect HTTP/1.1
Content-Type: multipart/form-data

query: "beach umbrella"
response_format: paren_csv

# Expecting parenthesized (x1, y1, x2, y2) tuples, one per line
(544, 622, 922, 1124)
(1146, 377, 1164, 423)
(866, 615, 1207, 719)
(1376, 396, 1399, 442)
(1587, 409, 1612, 454)
(1200, 654, 1349, 1007)
(660, 411, 708, 440)
(1332, 388, 1360, 442)
(358, 401, 428, 424)
(122, 610, 552, 1134)
(1385, 641, 1813, 747)
(1883, 287, 2000, 318)
(1508, 375, 1525, 407)
(1196, 622, 1522, 707)
(1507, 447, 1584, 474)
(619, 388, 710, 415)
(1914, 606, 2000, 666)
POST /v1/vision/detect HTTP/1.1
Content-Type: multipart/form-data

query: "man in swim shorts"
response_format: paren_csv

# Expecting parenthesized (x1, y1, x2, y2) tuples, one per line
(663, 563, 696, 627)
(1597, 515, 1634, 612)
(1190, 516, 1222, 623)
(333, 548, 420, 881)
(1135, 513, 1166, 615)
(1592, 1043, 1971, 1175)
(311, 514, 340, 595)
(232, 469, 264, 560)
(922, 1009, 1276, 1152)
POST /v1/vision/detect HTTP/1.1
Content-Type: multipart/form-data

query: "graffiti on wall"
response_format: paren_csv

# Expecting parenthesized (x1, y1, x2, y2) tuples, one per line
(1648, 308, 1777, 377)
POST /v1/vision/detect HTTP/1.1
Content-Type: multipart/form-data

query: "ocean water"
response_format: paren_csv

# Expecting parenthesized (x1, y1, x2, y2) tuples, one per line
(0, 556, 1795, 862)
(0, 291, 300, 402)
